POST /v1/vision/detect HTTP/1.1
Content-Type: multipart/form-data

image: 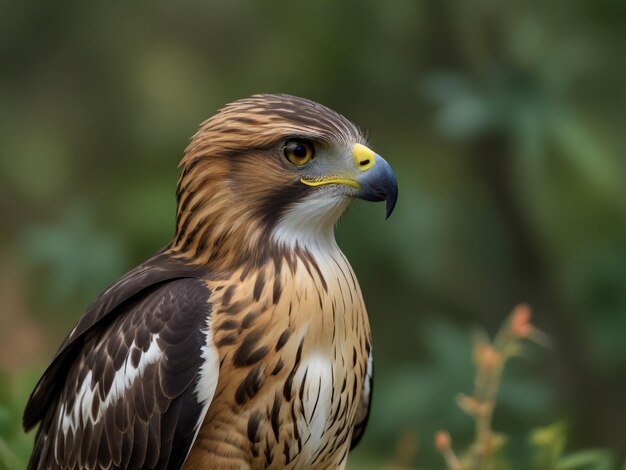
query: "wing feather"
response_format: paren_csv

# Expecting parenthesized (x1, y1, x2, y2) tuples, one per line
(23, 252, 207, 433)
(24, 270, 219, 470)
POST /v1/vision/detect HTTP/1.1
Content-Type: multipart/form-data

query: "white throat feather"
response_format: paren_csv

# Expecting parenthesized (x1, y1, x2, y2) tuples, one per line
(271, 193, 350, 259)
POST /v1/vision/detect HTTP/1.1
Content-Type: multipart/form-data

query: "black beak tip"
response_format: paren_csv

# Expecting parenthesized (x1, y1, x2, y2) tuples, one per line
(355, 160, 398, 219)
(385, 186, 398, 219)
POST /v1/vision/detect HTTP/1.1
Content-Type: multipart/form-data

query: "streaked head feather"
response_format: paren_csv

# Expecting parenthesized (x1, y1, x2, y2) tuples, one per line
(171, 94, 365, 269)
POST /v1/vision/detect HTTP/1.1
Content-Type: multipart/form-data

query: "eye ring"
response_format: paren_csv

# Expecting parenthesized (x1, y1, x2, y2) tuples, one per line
(283, 140, 315, 166)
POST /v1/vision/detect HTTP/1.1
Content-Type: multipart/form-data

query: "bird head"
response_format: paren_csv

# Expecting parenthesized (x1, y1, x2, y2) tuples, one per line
(172, 94, 397, 267)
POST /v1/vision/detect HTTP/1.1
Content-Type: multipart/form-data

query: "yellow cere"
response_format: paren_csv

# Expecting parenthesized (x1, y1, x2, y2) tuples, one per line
(352, 143, 376, 171)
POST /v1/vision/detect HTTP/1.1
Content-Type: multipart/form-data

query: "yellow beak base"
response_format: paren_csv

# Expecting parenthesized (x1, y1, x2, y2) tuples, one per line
(300, 178, 361, 189)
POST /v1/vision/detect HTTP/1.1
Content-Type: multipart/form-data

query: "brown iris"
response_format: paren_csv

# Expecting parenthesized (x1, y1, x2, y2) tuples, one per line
(283, 140, 314, 166)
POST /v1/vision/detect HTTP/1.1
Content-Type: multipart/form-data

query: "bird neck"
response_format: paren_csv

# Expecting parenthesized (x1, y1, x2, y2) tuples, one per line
(170, 168, 350, 273)
(269, 194, 349, 262)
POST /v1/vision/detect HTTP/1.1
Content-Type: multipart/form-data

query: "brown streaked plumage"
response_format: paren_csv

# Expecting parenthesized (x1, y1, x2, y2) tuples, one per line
(23, 94, 397, 469)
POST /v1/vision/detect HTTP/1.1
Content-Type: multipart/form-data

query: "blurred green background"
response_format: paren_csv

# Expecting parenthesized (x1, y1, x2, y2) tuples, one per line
(1, 1, 625, 468)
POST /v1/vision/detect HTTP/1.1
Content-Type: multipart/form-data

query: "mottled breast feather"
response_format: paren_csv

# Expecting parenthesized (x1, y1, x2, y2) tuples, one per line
(350, 348, 374, 450)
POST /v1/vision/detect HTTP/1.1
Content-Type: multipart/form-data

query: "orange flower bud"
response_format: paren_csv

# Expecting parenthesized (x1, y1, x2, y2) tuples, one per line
(435, 430, 451, 452)
(510, 303, 532, 338)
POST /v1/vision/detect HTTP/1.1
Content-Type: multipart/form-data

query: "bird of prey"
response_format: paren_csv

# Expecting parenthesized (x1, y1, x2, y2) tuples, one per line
(23, 94, 398, 469)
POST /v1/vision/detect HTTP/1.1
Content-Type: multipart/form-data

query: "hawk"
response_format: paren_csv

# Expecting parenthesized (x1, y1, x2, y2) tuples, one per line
(23, 94, 398, 469)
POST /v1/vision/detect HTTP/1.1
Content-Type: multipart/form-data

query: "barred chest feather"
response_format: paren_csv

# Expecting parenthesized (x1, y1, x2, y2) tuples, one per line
(184, 243, 371, 470)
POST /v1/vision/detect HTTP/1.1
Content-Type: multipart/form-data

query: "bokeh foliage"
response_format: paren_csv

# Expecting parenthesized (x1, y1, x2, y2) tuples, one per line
(1, 0, 625, 468)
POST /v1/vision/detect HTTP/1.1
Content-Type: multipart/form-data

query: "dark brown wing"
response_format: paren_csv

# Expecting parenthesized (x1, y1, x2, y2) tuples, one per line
(23, 252, 207, 432)
(23, 254, 218, 470)
(350, 349, 373, 450)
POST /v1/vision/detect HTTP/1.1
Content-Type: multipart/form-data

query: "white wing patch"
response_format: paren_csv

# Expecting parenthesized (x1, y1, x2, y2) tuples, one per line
(185, 321, 220, 461)
(58, 333, 163, 437)
(194, 323, 220, 406)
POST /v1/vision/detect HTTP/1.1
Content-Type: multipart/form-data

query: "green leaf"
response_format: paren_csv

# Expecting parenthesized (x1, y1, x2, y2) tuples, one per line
(550, 112, 618, 196)
(556, 449, 614, 470)
(0, 407, 11, 438)
(531, 422, 567, 470)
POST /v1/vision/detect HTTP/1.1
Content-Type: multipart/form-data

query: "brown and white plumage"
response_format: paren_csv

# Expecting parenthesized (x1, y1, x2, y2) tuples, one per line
(23, 94, 397, 469)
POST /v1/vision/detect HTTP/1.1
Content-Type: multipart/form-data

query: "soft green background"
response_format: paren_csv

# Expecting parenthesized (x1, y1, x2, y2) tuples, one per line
(1, 1, 625, 468)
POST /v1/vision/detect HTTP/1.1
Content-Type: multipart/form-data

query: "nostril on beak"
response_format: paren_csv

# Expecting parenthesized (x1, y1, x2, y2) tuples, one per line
(352, 144, 376, 171)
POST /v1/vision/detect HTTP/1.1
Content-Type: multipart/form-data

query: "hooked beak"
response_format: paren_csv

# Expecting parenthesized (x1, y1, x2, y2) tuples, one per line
(353, 144, 398, 218)
(300, 143, 398, 218)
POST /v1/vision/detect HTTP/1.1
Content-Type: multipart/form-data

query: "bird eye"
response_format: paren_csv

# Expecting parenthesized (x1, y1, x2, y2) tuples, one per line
(283, 141, 314, 166)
